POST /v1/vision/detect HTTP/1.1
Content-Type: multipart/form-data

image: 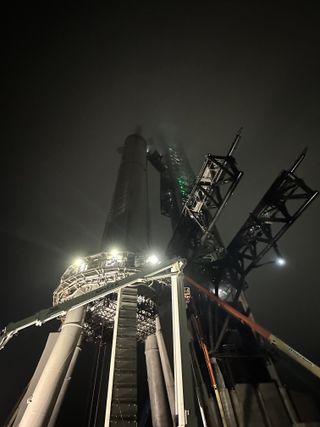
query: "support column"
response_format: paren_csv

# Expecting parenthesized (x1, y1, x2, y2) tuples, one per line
(171, 261, 199, 427)
(155, 316, 175, 422)
(104, 290, 122, 426)
(189, 343, 221, 427)
(19, 307, 85, 427)
(47, 334, 83, 427)
(145, 334, 171, 427)
(240, 292, 299, 424)
(12, 333, 59, 427)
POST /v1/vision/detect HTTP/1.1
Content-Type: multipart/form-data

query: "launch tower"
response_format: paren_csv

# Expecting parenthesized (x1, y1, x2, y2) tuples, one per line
(1, 132, 320, 427)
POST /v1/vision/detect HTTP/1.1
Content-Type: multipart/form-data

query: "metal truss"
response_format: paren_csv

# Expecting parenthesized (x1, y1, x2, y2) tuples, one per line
(0, 258, 181, 350)
(1, 257, 199, 427)
(227, 149, 318, 275)
(167, 130, 243, 260)
(183, 128, 243, 245)
(186, 276, 320, 380)
(207, 150, 318, 353)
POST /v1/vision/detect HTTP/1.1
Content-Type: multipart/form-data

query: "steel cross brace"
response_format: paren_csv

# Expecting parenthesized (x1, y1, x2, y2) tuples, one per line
(167, 130, 243, 260)
(0, 258, 182, 350)
(186, 276, 320, 380)
(183, 130, 243, 245)
(204, 151, 318, 354)
(228, 151, 318, 275)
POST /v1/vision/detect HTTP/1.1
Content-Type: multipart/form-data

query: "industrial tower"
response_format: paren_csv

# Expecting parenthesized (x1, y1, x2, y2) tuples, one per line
(1, 132, 320, 426)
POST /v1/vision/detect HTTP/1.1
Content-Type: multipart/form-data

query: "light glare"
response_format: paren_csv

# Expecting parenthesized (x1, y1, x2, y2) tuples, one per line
(276, 257, 286, 266)
(73, 257, 84, 266)
(110, 248, 119, 257)
(146, 254, 160, 265)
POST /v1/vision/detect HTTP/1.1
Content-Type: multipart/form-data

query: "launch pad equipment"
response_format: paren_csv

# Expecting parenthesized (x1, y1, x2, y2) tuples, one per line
(1, 132, 320, 426)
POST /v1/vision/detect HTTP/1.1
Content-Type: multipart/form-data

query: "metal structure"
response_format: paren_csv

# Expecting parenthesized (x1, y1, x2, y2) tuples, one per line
(1, 131, 320, 426)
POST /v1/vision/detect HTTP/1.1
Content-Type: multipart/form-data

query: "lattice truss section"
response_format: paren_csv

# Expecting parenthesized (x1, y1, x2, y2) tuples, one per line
(84, 294, 156, 342)
(228, 161, 318, 276)
(166, 131, 243, 262)
(53, 251, 158, 341)
(184, 148, 243, 239)
(178, 145, 318, 296)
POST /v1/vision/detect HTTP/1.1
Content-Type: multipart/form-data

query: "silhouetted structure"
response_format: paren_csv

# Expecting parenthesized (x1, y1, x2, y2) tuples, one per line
(2, 132, 320, 427)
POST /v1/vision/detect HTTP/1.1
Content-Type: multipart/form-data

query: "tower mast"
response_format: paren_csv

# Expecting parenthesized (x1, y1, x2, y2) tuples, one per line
(2, 131, 320, 426)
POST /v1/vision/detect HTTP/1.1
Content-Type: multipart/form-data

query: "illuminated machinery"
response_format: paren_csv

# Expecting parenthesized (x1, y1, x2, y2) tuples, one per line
(1, 132, 320, 427)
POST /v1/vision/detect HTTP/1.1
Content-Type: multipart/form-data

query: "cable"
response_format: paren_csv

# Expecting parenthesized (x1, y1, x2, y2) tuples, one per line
(87, 325, 104, 426)
(92, 323, 106, 427)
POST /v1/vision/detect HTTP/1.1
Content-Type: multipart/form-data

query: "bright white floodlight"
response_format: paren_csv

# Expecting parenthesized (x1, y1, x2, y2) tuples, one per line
(110, 248, 120, 257)
(72, 257, 87, 272)
(146, 254, 160, 265)
(73, 257, 84, 267)
(276, 257, 286, 266)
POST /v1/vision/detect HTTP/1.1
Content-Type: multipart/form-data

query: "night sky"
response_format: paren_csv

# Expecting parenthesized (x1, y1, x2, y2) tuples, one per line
(1, 1, 320, 425)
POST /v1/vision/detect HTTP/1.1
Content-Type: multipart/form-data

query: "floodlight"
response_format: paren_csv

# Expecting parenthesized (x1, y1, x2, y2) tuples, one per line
(73, 257, 84, 267)
(146, 254, 160, 265)
(110, 248, 120, 257)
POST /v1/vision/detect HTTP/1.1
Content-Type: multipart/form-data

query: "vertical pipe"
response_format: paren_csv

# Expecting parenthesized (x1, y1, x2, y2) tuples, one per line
(189, 343, 221, 427)
(171, 262, 199, 427)
(191, 312, 227, 427)
(211, 357, 238, 427)
(104, 290, 122, 427)
(155, 317, 175, 422)
(19, 307, 85, 427)
(207, 302, 214, 352)
(47, 335, 83, 427)
(145, 334, 171, 427)
(202, 346, 227, 427)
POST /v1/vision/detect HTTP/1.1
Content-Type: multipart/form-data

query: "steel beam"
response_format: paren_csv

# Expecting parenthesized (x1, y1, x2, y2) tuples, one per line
(171, 261, 199, 426)
(104, 290, 121, 426)
(155, 316, 175, 423)
(11, 333, 59, 427)
(19, 307, 85, 427)
(145, 334, 171, 427)
(0, 258, 180, 350)
(47, 334, 83, 427)
(186, 276, 320, 379)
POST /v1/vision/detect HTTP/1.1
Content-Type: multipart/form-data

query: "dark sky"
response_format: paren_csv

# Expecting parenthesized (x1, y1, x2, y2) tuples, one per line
(1, 1, 320, 424)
